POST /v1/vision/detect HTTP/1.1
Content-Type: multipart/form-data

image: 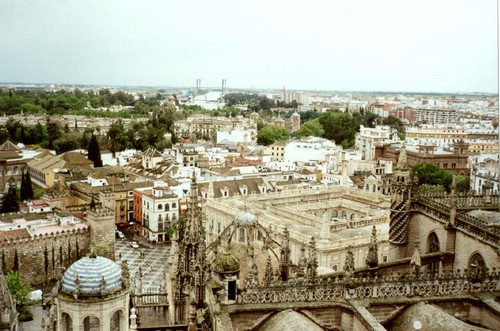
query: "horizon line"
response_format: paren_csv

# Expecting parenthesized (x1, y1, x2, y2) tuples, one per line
(0, 81, 498, 96)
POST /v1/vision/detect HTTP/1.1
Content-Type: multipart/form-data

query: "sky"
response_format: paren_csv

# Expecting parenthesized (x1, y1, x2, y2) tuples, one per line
(0, 0, 498, 93)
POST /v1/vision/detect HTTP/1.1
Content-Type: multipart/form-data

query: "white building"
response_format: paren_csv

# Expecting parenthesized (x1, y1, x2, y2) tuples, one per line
(284, 137, 339, 165)
(216, 128, 255, 144)
(470, 154, 499, 194)
(141, 183, 180, 242)
(355, 125, 397, 161)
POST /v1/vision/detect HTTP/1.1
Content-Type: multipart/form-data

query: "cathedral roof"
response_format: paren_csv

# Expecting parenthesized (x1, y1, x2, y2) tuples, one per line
(61, 255, 122, 295)
(258, 309, 323, 331)
(389, 301, 483, 331)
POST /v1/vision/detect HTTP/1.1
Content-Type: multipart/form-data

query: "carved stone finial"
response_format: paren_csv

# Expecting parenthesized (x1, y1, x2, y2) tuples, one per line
(73, 275, 80, 299)
(263, 254, 273, 287)
(100, 276, 107, 294)
(344, 247, 355, 276)
(410, 240, 421, 277)
(365, 225, 379, 268)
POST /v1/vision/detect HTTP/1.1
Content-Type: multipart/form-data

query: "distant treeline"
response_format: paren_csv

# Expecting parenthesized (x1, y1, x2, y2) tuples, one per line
(0, 89, 159, 116)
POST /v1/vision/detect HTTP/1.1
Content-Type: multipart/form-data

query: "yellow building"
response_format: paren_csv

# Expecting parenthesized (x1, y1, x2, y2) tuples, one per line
(27, 151, 93, 188)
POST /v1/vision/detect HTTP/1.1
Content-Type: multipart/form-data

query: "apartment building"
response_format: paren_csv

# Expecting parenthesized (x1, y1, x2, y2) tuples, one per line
(140, 185, 179, 242)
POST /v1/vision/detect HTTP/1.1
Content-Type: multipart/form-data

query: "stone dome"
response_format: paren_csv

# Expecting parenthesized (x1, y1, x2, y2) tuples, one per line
(212, 252, 240, 274)
(235, 211, 256, 226)
(61, 256, 123, 295)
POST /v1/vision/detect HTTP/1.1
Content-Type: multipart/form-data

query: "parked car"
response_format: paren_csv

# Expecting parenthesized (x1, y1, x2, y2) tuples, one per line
(130, 241, 139, 249)
(116, 231, 125, 239)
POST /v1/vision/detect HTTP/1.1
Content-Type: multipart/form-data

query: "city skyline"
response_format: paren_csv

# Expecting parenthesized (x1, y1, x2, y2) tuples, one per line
(1, 0, 498, 94)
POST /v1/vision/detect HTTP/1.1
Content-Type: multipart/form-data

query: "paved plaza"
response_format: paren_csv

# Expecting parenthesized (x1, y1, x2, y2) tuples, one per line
(115, 238, 171, 291)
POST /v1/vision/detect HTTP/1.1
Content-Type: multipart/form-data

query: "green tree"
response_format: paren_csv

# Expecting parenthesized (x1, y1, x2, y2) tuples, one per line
(54, 137, 78, 154)
(455, 176, 470, 193)
(257, 125, 289, 146)
(0, 179, 20, 213)
(46, 121, 62, 142)
(382, 115, 405, 133)
(5, 271, 33, 320)
(361, 111, 379, 128)
(295, 118, 323, 138)
(319, 110, 357, 147)
(411, 163, 453, 192)
(87, 134, 103, 167)
(107, 119, 128, 156)
(29, 122, 48, 144)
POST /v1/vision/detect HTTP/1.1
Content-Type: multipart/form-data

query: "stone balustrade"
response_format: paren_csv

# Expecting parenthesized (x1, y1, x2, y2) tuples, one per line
(237, 269, 500, 305)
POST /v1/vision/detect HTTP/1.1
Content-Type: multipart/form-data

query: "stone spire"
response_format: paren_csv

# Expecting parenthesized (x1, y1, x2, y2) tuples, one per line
(246, 245, 258, 287)
(344, 247, 355, 277)
(306, 237, 318, 284)
(365, 225, 379, 268)
(297, 242, 307, 278)
(410, 240, 421, 277)
(279, 228, 291, 281)
(448, 175, 458, 227)
(187, 171, 200, 239)
(450, 174, 457, 196)
(263, 254, 273, 287)
(396, 144, 408, 170)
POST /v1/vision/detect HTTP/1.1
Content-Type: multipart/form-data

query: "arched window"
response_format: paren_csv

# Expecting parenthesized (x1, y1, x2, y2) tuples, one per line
(427, 232, 440, 253)
(172, 202, 176, 208)
(83, 315, 100, 331)
(110, 310, 122, 331)
(350, 214, 356, 220)
(332, 210, 338, 217)
(158, 204, 163, 210)
(468, 252, 486, 278)
(342, 211, 347, 219)
(165, 204, 170, 211)
(427, 232, 440, 276)
(61, 312, 73, 331)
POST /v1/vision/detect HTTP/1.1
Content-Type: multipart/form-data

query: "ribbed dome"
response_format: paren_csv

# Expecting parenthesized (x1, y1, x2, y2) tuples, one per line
(61, 256, 122, 295)
(212, 252, 240, 274)
(235, 211, 256, 225)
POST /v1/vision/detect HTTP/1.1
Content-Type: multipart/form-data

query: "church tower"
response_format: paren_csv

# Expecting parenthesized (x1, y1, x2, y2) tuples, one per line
(389, 145, 412, 259)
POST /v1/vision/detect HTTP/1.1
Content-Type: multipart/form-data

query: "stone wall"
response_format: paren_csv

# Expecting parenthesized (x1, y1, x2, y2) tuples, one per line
(408, 213, 499, 271)
(87, 207, 116, 260)
(0, 228, 91, 286)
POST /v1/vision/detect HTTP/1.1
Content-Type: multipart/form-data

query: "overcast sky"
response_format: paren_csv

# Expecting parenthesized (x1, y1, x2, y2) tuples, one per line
(0, 0, 498, 93)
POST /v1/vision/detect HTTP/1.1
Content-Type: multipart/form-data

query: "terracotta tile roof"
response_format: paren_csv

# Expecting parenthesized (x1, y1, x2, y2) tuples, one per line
(0, 151, 21, 159)
(60, 152, 93, 166)
(143, 147, 162, 157)
(0, 228, 31, 241)
(198, 178, 267, 198)
(0, 140, 19, 151)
